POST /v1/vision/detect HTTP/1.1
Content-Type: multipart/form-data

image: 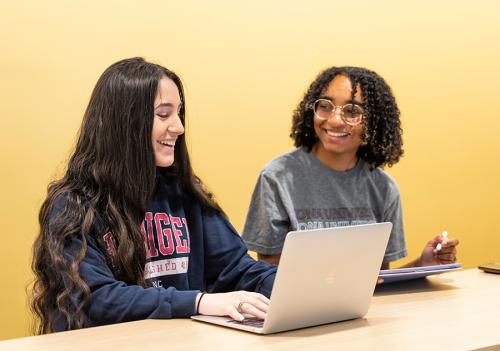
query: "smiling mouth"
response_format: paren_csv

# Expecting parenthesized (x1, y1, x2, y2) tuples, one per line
(324, 129, 351, 137)
(158, 140, 175, 147)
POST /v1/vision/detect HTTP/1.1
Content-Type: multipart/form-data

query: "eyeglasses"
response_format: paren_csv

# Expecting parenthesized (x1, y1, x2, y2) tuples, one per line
(309, 99, 365, 126)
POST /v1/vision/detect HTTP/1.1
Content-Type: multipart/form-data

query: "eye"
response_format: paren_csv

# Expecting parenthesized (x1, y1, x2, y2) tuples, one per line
(342, 104, 364, 118)
(317, 101, 333, 112)
(155, 108, 172, 118)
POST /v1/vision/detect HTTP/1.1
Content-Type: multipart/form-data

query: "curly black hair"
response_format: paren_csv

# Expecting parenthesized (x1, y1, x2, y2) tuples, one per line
(290, 66, 403, 168)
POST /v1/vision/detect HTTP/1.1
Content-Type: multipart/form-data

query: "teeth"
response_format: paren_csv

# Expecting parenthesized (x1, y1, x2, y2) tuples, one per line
(325, 130, 349, 137)
(159, 140, 175, 146)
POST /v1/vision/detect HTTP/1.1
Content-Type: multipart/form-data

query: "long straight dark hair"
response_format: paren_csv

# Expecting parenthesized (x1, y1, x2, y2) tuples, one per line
(31, 57, 221, 334)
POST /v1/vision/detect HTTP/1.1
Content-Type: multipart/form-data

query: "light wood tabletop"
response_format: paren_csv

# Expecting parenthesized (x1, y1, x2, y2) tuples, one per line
(1, 269, 499, 351)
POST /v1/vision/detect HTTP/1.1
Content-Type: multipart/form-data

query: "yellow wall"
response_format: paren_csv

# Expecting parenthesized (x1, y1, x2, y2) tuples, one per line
(1, 0, 499, 340)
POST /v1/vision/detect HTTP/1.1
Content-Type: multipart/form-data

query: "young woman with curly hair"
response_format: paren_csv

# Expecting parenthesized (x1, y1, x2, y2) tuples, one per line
(242, 66, 458, 269)
(31, 57, 276, 334)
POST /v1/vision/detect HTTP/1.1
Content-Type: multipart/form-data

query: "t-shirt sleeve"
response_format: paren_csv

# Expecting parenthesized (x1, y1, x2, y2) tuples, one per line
(382, 182, 408, 263)
(241, 172, 291, 255)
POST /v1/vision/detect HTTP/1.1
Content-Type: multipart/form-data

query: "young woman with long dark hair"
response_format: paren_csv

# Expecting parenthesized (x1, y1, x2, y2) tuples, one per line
(31, 57, 276, 334)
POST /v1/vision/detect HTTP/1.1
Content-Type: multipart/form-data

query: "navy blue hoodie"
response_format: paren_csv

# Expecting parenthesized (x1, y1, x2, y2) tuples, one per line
(52, 174, 276, 330)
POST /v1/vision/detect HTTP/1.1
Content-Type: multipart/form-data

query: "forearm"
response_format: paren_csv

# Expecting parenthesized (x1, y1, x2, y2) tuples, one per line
(81, 263, 199, 326)
(68, 239, 199, 328)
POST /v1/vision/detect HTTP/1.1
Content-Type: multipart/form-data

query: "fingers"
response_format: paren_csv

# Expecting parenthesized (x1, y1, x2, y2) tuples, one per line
(228, 304, 245, 322)
(233, 292, 269, 320)
(236, 301, 267, 320)
(437, 238, 459, 248)
(242, 292, 271, 310)
(248, 291, 271, 305)
(437, 253, 456, 262)
(199, 291, 270, 321)
(445, 238, 459, 247)
(244, 297, 269, 315)
(435, 242, 458, 263)
(433, 238, 459, 254)
(436, 251, 457, 263)
(436, 244, 457, 255)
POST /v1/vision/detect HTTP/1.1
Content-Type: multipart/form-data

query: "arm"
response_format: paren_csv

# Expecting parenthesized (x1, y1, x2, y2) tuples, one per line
(63, 233, 198, 329)
(196, 212, 277, 321)
(381, 188, 459, 268)
(49, 196, 198, 330)
(241, 172, 292, 260)
(377, 236, 458, 286)
(393, 236, 459, 268)
(411, 234, 459, 266)
(258, 253, 281, 265)
(381, 181, 408, 266)
(202, 213, 277, 297)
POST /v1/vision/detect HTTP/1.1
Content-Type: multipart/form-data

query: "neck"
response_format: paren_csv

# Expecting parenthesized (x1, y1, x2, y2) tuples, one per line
(312, 143, 358, 172)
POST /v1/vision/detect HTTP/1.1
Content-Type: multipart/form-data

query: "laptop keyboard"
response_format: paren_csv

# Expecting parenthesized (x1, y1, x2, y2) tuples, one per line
(227, 317, 264, 328)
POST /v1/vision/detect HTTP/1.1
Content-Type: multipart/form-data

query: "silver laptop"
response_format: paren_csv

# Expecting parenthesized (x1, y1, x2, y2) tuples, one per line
(191, 222, 392, 334)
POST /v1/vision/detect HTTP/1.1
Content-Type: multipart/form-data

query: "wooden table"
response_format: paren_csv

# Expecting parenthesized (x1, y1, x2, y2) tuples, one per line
(1, 269, 499, 351)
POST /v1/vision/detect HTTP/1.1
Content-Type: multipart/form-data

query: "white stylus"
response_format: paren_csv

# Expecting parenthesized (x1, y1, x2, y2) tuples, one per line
(435, 231, 448, 252)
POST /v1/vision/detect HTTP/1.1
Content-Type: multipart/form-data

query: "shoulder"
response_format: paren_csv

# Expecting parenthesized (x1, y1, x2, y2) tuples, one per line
(50, 192, 69, 216)
(48, 191, 107, 236)
(365, 165, 401, 199)
(200, 208, 241, 239)
(49, 192, 82, 223)
(260, 148, 310, 180)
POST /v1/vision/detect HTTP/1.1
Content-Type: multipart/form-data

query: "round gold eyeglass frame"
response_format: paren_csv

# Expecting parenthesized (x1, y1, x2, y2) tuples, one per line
(308, 98, 365, 126)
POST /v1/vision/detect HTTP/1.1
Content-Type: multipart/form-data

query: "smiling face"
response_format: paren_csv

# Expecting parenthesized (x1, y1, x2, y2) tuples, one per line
(313, 75, 364, 170)
(152, 77, 185, 167)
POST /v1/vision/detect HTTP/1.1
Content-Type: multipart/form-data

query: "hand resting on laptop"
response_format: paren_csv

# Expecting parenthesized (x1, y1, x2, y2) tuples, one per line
(197, 291, 270, 322)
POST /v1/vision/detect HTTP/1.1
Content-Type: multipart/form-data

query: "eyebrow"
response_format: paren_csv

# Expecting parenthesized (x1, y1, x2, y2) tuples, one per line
(155, 102, 175, 109)
(318, 95, 364, 105)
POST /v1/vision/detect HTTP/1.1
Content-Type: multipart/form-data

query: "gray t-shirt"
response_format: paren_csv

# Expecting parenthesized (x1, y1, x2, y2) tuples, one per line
(242, 147, 407, 263)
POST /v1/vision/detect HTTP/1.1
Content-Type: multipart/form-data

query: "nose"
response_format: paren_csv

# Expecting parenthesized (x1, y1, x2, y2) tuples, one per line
(328, 107, 345, 125)
(168, 114, 185, 135)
